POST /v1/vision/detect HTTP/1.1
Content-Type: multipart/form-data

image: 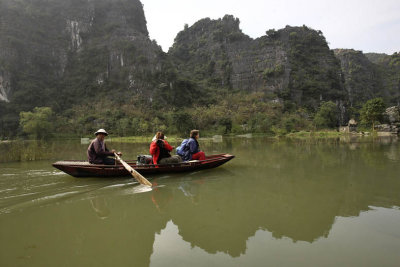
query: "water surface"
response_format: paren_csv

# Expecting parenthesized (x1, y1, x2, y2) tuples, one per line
(1, 137, 400, 266)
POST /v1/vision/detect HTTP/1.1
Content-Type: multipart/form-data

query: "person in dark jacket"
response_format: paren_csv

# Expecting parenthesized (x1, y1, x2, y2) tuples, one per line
(150, 132, 182, 165)
(181, 130, 206, 161)
(87, 129, 121, 165)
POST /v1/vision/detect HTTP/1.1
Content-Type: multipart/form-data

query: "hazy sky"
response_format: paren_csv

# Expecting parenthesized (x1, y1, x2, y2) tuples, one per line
(141, 0, 400, 54)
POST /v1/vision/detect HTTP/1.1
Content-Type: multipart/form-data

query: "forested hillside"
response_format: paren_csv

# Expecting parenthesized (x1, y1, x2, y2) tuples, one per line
(0, 0, 399, 138)
(170, 16, 346, 111)
(336, 50, 400, 108)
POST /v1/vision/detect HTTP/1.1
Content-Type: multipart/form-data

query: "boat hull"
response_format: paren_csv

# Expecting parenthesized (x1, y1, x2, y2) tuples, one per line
(52, 154, 234, 178)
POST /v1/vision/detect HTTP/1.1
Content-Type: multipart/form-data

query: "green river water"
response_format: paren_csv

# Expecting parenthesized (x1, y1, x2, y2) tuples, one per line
(1, 137, 400, 266)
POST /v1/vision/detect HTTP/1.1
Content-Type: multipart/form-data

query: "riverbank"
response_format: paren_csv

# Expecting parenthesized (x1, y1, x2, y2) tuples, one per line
(284, 130, 344, 139)
(1, 130, 385, 144)
(2, 132, 399, 163)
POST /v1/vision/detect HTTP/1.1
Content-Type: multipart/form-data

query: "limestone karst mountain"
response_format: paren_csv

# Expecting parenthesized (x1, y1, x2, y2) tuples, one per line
(0, 0, 399, 136)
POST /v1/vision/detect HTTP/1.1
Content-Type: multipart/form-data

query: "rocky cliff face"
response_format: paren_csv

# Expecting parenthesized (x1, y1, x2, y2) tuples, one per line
(334, 49, 382, 107)
(0, 0, 163, 110)
(169, 16, 345, 110)
(334, 50, 400, 107)
(375, 53, 400, 106)
(0, 71, 11, 102)
(1, 0, 400, 137)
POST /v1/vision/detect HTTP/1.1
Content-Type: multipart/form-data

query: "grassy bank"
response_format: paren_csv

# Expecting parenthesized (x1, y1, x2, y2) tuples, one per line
(2, 131, 361, 144)
(284, 130, 344, 139)
(108, 135, 182, 144)
(107, 131, 346, 144)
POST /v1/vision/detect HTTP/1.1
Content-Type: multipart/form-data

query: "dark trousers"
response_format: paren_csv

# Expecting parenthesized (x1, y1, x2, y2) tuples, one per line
(103, 157, 116, 165)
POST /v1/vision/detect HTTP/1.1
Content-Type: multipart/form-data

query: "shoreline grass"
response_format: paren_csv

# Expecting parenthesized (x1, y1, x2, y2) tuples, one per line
(1, 131, 396, 163)
(1, 130, 391, 144)
(284, 130, 344, 139)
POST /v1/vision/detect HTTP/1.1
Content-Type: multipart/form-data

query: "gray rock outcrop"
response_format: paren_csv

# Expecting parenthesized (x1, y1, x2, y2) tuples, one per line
(385, 106, 400, 123)
(0, 0, 163, 109)
(170, 17, 345, 110)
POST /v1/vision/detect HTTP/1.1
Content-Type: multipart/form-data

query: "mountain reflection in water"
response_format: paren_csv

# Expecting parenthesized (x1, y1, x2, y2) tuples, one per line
(0, 137, 400, 266)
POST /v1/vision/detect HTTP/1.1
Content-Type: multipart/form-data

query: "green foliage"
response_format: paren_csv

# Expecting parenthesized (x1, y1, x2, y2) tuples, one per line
(347, 106, 360, 121)
(285, 26, 344, 109)
(172, 111, 193, 136)
(0, 140, 53, 162)
(2, 4, 400, 140)
(263, 64, 284, 78)
(389, 53, 400, 67)
(227, 32, 244, 42)
(334, 49, 383, 107)
(116, 118, 131, 137)
(218, 117, 232, 134)
(313, 101, 339, 129)
(272, 112, 313, 135)
(152, 78, 208, 108)
(19, 107, 54, 139)
(131, 118, 150, 136)
(360, 98, 386, 128)
(266, 29, 278, 38)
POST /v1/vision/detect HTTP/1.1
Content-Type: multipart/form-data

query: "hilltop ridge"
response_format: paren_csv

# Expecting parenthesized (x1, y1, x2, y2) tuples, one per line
(0, 0, 399, 137)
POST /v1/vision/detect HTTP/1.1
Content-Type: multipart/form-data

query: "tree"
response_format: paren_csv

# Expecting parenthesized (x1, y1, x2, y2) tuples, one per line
(218, 117, 232, 134)
(360, 98, 386, 130)
(172, 111, 193, 136)
(19, 107, 54, 139)
(117, 118, 131, 136)
(313, 101, 339, 129)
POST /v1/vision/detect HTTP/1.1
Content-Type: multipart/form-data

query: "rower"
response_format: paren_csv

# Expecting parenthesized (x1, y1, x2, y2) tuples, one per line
(87, 129, 122, 165)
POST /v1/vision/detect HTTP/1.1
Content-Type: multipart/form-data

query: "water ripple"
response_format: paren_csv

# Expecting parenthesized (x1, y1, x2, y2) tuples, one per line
(32, 191, 80, 202)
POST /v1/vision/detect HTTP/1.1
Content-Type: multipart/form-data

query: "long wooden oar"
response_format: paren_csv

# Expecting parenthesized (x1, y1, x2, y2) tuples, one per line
(114, 153, 152, 187)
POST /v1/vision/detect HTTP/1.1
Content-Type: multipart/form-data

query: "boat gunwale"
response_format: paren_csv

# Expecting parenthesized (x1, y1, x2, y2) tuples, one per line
(53, 154, 234, 169)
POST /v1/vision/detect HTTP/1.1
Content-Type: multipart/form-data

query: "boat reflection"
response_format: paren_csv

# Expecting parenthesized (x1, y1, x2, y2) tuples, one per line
(1, 138, 400, 266)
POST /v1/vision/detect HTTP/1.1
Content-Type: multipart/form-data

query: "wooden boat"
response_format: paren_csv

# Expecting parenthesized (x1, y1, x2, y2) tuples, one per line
(52, 154, 235, 178)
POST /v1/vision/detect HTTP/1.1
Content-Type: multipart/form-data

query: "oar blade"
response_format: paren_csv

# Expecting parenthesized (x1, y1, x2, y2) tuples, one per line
(114, 153, 152, 187)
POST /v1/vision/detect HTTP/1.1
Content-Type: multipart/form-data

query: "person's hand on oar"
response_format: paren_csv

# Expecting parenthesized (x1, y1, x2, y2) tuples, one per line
(114, 153, 152, 187)
(111, 150, 122, 156)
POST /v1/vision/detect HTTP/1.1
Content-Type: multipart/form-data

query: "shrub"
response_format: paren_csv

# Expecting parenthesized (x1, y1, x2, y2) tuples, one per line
(313, 101, 339, 129)
(360, 98, 386, 129)
(19, 107, 54, 139)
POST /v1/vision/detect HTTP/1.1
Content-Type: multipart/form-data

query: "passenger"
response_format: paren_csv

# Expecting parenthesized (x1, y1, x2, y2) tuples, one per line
(181, 129, 206, 161)
(150, 132, 182, 165)
(87, 129, 122, 165)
